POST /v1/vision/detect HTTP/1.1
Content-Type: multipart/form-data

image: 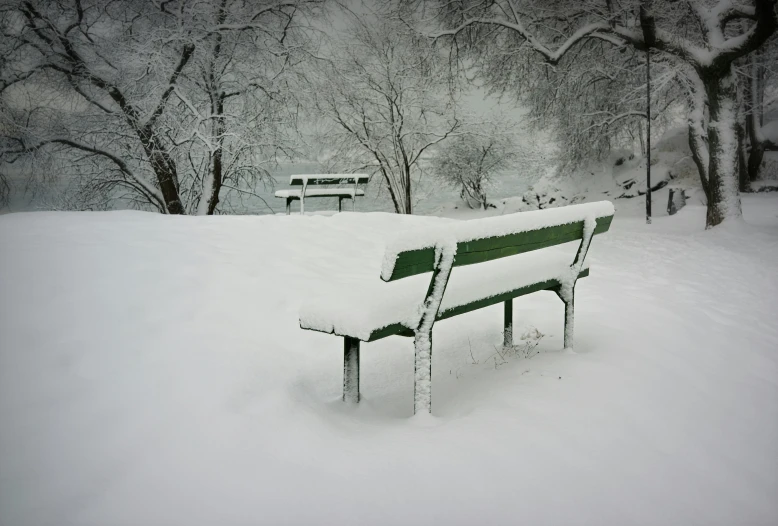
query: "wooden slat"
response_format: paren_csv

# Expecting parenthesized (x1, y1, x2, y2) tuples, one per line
(384, 248, 436, 282)
(385, 215, 612, 281)
(290, 175, 369, 186)
(437, 268, 588, 322)
(364, 268, 590, 342)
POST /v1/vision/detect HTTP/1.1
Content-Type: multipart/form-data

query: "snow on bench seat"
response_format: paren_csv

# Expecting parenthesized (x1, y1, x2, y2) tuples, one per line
(381, 201, 614, 281)
(301, 201, 614, 341)
(300, 248, 588, 342)
(274, 188, 366, 198)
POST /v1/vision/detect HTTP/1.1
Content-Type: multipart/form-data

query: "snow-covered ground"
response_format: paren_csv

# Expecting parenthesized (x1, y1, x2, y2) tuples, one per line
(1, 195, 777, 525)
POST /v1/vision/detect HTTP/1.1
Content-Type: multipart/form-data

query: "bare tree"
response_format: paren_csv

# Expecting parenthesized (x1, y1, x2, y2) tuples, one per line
(0, 0, 321, 214)
(424, 0, 778, 227)
(0, 0, 197, 213)
(431, 122, 516, 209)
(171, 0, 319, 215)
(525, 41, 683, 168)
(311, 7, 461, 214)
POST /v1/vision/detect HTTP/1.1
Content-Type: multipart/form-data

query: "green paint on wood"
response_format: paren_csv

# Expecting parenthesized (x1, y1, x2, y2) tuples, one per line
(362, 268, 590, 342)
(384, 216, 612, 281)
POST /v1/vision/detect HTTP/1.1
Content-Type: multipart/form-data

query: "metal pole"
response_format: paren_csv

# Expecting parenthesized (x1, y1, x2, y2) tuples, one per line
(503, 299, 513, 348)
(646, 47, 652, 225)
(343, 337, 360, 403)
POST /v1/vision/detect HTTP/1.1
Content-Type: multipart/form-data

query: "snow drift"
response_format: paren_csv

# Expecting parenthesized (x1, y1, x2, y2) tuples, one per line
(1, 197, 777, 525)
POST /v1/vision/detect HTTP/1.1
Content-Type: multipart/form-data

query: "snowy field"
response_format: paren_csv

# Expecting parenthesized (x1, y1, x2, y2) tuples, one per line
(1, 195, 777, 525)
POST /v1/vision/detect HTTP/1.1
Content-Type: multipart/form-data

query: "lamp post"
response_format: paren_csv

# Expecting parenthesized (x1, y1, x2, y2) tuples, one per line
(646, 47, 652, 225)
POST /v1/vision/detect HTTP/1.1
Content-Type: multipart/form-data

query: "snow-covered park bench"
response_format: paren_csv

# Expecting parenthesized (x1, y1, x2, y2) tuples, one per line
(275, 174, 369, 215)
(299, 201, 615, 414)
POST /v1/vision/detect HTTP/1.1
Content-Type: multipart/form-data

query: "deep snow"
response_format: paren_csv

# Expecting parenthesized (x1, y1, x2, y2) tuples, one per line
(1, 195, 777, 525)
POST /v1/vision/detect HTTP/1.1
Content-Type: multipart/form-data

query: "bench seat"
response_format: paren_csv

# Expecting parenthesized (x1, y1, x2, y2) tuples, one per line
(275, 188, 366, 199)
(300, 249, 589, 342)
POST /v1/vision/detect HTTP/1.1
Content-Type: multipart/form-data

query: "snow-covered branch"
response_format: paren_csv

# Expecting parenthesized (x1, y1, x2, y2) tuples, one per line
(431, 18, 612, 65)
(3, 137, 166, 210)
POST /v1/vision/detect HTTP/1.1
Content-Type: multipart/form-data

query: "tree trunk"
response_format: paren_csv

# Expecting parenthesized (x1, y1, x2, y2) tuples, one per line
(403, 167, 412, 214)
(384, 167, 412, 215)
(200, 95, 226, 216)
(202, 0, 228, 216)
(206, 146, 223, 215)
(380, 167, 404, 214)
(141, 134, 184, 215)
(687, 114, 710, 204)
(702, 68, 743, 227)
(746, 50, 767, 183)
(736, 77, 750, 193)
(688, 125, 709, 201)
(737, 120, 749, 193)
(748, 142, 766, 182)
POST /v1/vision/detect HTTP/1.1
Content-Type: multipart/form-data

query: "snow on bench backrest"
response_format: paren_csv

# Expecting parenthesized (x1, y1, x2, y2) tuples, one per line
(290, 174, 369, 186)
(381, 201, 615, 282)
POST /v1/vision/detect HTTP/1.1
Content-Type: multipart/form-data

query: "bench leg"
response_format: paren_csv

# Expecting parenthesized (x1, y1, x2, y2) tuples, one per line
(554, 287, 575, 351)
(286, 198, 291, 215)
(411, 246, 454, 415)
(413, 330, 433, 414)
(563, 292, 574, 350)
(503, 298, 513, 348)
(554, 286, 575, 350)
(338, 197, 343, 212)
(343, 336, 360, 403)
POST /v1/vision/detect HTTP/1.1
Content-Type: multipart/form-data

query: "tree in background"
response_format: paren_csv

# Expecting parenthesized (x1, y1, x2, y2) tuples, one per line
(1, 0, 197, 213)
(311, 5, 461, 214)
(743, 37, 778, 184)
(431, 123, 516, 209)
(424, 0, 778, 227)
(515, 35, 683, 170)
(0, 0, 321, 214)
(169, 0, 318, 215)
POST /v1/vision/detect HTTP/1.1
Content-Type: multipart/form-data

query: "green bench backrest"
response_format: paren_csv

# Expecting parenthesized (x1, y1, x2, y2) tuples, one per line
(290, 174, 369, 186)
(382, 201, 614, 282)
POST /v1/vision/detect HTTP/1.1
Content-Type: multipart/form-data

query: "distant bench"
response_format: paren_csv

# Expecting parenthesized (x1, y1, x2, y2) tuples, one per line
(275, 174, 368, 215)
(299, 201, 615, 414)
